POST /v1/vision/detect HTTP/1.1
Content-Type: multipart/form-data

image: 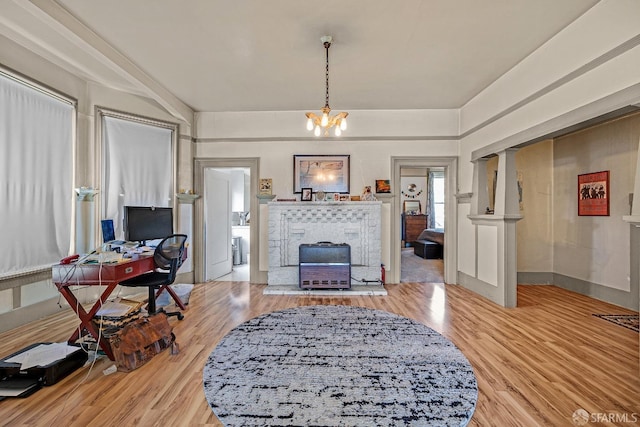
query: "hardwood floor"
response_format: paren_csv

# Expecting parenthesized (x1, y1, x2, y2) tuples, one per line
(0, 282, 638, 426)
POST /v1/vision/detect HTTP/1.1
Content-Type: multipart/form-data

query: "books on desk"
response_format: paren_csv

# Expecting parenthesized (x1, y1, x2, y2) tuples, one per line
(82, 252, 125, 264)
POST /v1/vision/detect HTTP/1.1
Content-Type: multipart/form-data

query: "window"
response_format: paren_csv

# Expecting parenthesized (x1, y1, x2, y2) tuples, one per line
(0, 70, 75, 277)
(430, 170, 445, 230)
(98, 110, 177, 240)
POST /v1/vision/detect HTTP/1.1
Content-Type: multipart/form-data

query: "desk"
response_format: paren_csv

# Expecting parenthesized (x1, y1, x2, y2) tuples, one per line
(52, 255, 187, 360)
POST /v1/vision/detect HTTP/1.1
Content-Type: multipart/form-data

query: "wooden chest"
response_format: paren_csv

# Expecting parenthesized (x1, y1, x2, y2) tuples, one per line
(403, 214, 428, 244)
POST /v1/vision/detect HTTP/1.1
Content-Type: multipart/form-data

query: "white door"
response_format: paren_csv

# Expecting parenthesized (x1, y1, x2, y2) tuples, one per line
(204, 168, 233, 280)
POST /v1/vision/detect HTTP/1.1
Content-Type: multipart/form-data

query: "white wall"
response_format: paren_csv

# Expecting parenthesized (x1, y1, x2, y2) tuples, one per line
(196, 109, 459, 140)
(194, 138, 458, 199)
(553, 114, 640, 292)
(515, 140, 554, 273)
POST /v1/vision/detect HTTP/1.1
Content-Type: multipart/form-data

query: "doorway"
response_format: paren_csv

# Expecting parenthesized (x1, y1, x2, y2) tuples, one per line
(203, 167, 250, 282)
(391, 157, 457, 285)
(194, 158, 259, 284)
(400, 166, 445, 283)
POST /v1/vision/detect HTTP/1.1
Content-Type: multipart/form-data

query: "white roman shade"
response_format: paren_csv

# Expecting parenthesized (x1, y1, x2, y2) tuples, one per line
(0, 73, 74, 276)
(102, 116, 173, 239)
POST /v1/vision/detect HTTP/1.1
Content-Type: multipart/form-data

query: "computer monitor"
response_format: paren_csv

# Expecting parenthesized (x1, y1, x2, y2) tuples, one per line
(123, 206, 173, 244)
(101, 219, 115, 243)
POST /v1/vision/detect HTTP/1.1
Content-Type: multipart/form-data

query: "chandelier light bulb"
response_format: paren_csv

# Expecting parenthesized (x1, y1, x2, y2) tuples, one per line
(334, 126, 341, 137)
(306, 118, 314, 131)
(340, 118, 347, 131)
(321, 113, 329, 127)
(314, 125, 321, 137)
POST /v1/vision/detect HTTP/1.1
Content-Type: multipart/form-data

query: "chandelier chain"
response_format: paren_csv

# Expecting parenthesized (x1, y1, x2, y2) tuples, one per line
(305, 35, 347, 136)
(325, 42, 330, 108)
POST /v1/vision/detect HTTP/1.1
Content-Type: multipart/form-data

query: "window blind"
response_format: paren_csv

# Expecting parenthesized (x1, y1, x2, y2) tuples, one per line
(0, 73, 74, 276)
(102, 116, 173, 240)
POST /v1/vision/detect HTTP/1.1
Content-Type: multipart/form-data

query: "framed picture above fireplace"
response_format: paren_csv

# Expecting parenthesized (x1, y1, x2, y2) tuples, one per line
(293, 154, 350, 194)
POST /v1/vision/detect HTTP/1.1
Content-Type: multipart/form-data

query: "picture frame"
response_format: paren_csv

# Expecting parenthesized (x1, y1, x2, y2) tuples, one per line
(375, 179, 391, 193)
(293, 154, 350, 194)
(403, 200, 421, 214)
(301, 187, 313, 201)
(578, 170, 609, 216)
(259, 178, 272, 195)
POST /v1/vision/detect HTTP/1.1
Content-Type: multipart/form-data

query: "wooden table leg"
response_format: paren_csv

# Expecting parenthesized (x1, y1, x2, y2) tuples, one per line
(56, 283, 118, 360)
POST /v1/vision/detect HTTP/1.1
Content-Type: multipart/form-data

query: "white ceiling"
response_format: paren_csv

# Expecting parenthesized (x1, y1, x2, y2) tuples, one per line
(2, 0, 600, 113)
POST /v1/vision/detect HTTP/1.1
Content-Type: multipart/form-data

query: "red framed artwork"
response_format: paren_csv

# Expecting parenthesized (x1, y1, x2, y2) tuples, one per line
(578, 170, 609, 216)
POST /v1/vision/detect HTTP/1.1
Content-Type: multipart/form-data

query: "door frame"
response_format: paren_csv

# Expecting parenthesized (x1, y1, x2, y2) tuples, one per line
(391, 156, 458, 285)
(194, 158, 260, 284)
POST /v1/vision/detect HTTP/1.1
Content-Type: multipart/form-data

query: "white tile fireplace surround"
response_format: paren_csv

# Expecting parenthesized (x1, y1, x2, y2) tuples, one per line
(266, 201, 386, 295)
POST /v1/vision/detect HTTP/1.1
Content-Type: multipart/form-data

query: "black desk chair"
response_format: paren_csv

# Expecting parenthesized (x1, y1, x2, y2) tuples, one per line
(120, 234, 188, 320)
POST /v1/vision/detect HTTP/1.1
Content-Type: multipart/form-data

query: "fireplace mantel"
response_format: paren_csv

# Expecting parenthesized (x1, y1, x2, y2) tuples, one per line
(267, 201, 382, 288)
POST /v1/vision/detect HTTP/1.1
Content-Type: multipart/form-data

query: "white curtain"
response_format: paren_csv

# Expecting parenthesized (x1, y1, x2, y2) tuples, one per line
(102, 116, 173, 239)
(0, 74, 73, 276)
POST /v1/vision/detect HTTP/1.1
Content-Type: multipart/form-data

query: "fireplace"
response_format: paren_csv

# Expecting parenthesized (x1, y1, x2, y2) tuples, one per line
(299, 242, 351, 289)
(267, 201, 382, 287)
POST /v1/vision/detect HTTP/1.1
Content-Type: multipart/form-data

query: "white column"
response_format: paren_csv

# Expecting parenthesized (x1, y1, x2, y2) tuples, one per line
(496, 148, 521, 307)
(467, 149, 522, 308)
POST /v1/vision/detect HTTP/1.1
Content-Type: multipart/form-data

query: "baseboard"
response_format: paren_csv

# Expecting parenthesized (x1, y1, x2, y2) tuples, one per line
(0, 297, 67, 334)
(461, 270, 638, 311)
(551, 272, 638, 311)
(517, 272, 554, 284)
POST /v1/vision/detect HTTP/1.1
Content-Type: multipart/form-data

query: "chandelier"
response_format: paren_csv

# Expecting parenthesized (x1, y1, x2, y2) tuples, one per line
(305, 35, 348, 137)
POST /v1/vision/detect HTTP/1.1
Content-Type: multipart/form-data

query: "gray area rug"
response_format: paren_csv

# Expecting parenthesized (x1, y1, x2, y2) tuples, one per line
(203, 305, 477, 426)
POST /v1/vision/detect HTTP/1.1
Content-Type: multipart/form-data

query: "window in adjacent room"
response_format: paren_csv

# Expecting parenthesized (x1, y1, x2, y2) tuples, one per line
(0, 69, 75, 277)
(98, 109, 177, 240)
(429, 170, 445, 230)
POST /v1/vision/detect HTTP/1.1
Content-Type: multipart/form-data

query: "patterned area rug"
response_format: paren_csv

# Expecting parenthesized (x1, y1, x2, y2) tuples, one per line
(593, 314, 639, 332)
(203, 305, 477, 426)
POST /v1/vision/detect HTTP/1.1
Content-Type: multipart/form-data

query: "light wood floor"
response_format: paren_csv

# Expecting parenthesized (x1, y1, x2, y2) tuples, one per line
(0, 282, 638, 426)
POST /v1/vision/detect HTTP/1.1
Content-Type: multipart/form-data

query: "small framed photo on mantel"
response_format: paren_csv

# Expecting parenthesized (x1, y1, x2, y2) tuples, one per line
(375, 179, 391, 193)
(259, 178, 272, 195)
(301, 187, 313, 201)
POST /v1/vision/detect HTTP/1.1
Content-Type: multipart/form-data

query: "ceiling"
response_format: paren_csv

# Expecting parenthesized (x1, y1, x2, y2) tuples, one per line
(2, 0, 600, 114)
